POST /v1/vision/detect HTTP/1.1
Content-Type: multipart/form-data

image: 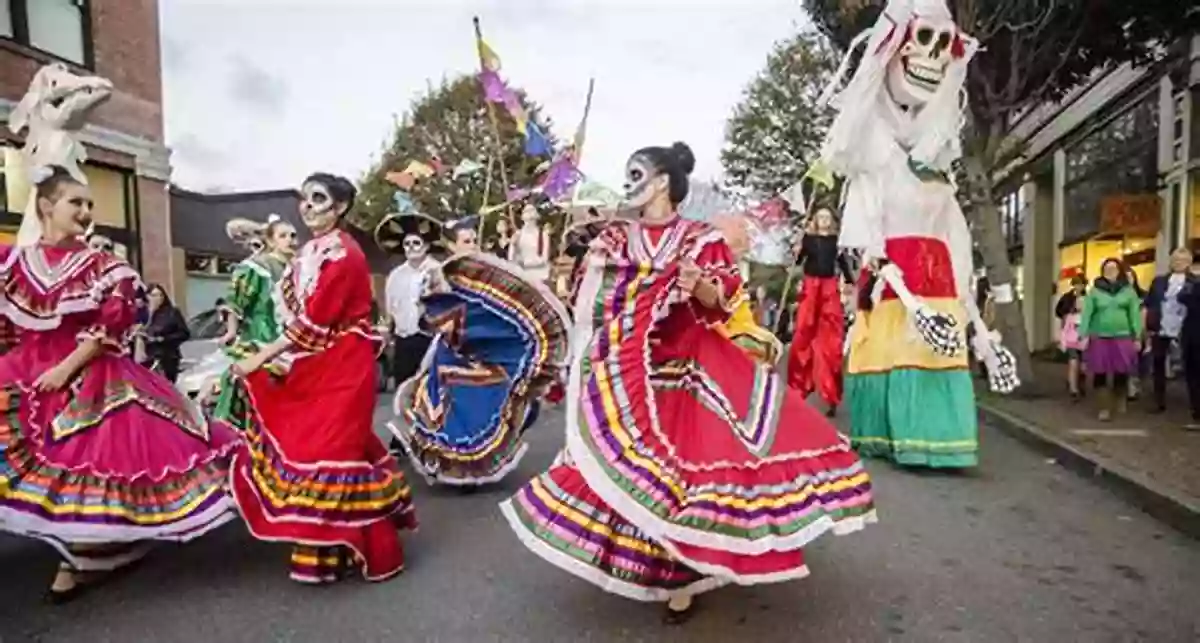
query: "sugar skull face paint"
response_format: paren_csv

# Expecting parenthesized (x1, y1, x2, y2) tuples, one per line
(402, 234, 427, 262)
(298, 180, 339, 232)
(622, 155, 665, 211)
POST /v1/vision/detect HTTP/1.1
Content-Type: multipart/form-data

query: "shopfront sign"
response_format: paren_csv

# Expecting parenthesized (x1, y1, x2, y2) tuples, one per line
(1099, 194, 1162, 236)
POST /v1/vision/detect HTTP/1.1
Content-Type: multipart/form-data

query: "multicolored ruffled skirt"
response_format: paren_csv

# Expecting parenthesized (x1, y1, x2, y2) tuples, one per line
(0, 339, 238, 571)
(846, 236, 978, 468)
(390, 253, 570, 487)
(502, 260, 876, 600)
(229, 332, 415, 583)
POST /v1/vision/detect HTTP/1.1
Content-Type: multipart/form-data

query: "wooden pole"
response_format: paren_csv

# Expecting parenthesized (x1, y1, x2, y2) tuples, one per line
(473, 16, 513, 225)
(479, 154, 495, 237)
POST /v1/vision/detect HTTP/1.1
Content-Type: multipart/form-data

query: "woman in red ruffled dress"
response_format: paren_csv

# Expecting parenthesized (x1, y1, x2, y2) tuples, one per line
(229, 172, 416, 585)
(500, 143, 877, 624)
(0, 165, 238, 603)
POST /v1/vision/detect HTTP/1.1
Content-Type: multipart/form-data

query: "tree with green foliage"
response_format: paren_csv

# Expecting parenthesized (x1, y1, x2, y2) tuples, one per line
(722, 30, 839, 197)
(803, 0, 1200, 389)
(353, 75, 555, 231)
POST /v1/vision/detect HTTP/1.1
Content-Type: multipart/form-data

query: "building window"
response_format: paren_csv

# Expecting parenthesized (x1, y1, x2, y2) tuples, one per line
(2, 0, 90, 66)
(185, 252, 237, 277)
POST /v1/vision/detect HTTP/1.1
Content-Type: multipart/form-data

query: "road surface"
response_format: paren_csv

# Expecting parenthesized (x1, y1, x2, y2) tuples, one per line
(2, 398, 1198, 642)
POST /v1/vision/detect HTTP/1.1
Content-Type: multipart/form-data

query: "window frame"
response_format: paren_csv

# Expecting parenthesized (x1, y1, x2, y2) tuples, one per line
(2, 0, 94, 69)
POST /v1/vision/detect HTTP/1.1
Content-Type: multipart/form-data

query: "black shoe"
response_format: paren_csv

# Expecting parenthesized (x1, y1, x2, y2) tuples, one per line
(825, 406, 838, 418)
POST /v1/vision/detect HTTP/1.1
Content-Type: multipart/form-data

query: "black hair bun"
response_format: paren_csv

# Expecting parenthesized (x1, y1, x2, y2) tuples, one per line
(670, 142, 695, 176)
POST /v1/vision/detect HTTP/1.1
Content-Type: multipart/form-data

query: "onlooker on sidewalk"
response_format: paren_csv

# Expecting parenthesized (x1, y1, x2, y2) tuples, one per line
(1056, 274, 1088, 401)
(1144, 248, 1194, 413)
(1079, 258, 1143, 422)
(1126, 267, 1149, 401)
(1175, 256, 1200, 431)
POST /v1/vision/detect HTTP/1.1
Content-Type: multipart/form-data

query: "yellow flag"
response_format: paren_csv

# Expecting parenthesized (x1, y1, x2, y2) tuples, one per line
(477, 39, 501, 71)
(403, 161, 436, 178)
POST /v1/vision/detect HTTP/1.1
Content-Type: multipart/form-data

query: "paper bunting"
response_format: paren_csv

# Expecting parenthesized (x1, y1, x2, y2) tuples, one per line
(392, 191, 416, 214)
(452, 159, 484, 179)
(403, 161, 436, 179)
(385, 171, 417, 191)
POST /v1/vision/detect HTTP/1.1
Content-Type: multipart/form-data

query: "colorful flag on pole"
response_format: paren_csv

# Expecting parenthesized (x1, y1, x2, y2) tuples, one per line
(452, 159, 484, 179)
(524, 122, 552, 157)
(477, 39, 501, 72)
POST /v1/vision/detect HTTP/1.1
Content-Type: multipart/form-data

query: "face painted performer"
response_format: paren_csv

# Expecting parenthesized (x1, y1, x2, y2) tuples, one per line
(500, 142, 875, 624)
(786, 206, 855, 416)
(378, 212, 444, 406)
(817, 0, 1019, 468)
(208, 214, 298, 427)
(0, 167, 239, 603)
(388, 213, 571, 488)
(228, 172, 416, 585)
(709, 213, 784, 364)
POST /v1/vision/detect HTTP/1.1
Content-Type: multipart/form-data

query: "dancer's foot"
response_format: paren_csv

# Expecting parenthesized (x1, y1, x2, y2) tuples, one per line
(825, 405, 837, 418)
(44, 558, 142, 605)
(663, 595, 696, 625)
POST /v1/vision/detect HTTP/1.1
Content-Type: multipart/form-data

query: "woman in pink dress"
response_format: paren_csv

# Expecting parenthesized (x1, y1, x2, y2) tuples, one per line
(0, 165, 238, 603)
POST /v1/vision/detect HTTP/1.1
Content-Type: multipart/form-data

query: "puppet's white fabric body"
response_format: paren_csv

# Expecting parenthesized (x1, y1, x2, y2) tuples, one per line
(819, 0, 1018, 469)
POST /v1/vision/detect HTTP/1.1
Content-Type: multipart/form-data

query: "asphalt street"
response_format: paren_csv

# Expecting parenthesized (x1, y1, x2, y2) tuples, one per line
(2, 396, 1198, 643)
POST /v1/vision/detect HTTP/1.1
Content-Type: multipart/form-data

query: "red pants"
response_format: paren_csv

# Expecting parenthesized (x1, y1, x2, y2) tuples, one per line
(787, 276, 844, 407)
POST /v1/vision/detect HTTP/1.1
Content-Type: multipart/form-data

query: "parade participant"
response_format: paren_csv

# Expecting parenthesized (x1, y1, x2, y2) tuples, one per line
(210, 215, 298, 429)
(786, 206, 854, 415)
(817, 0, 1019, 468)
(510, 203, 552, 282)
(710, 213, 783, 364)
(501, 142, 875, 624)
(0, 165, 238, 602)
(229, 172, 416, 585)
(390, 215, 571, 488)
(378, 212, 443, 392)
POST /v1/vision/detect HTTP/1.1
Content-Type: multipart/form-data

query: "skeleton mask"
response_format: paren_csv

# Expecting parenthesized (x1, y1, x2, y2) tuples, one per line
(885, 13, 961, 108)
(299, 180, 340, 232)
(402, 234, 427, 262)
(622, 154, 667, 211)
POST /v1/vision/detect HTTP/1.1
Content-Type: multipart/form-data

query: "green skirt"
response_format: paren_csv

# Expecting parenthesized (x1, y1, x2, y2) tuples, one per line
(845, 368, 978, 468)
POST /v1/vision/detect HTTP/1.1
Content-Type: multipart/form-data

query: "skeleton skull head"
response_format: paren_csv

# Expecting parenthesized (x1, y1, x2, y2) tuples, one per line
(9, 63, 113, 135)
(885, 14, 960, 108)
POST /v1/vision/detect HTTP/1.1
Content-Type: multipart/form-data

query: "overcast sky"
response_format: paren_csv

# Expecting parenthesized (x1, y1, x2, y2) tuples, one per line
(159, 0, 809, 195)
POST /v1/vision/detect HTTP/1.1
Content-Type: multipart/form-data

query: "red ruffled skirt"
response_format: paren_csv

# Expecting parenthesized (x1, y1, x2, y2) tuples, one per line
(502, 271, 876, 599)
(229, 333, 416, 582)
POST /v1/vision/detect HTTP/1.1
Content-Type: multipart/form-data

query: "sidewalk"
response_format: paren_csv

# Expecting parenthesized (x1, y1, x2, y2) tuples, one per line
(978, 358, 1200, 539)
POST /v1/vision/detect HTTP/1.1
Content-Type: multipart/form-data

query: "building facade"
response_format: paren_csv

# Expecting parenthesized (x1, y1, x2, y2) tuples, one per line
(171, 187, 397, 317)
(0, 0, 173, 286)
(1002, 35, 1200, 350)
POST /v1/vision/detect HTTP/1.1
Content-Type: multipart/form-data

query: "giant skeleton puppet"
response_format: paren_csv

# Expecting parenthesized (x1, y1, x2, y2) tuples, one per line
(7, 63, 113, 245)
(818, 0, 1018, 469)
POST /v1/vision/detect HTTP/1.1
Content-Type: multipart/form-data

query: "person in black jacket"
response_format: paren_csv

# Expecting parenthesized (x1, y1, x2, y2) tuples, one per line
(1176, 256, 1200, 430)
(1143, 248, 1195, 412)
(140, 283, 191, 383)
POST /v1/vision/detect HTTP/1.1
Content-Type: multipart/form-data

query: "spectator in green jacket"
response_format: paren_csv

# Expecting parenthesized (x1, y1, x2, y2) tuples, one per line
(1079, 258, 1143, 421)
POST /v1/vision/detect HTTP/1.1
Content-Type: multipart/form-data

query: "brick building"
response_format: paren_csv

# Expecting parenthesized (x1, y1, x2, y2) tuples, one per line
(0, 0, 173, 287)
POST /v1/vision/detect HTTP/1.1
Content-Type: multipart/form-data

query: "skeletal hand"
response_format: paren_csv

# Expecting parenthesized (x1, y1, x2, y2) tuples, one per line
(913, 305, 963, 357)
(973, 330, 1020, 394)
